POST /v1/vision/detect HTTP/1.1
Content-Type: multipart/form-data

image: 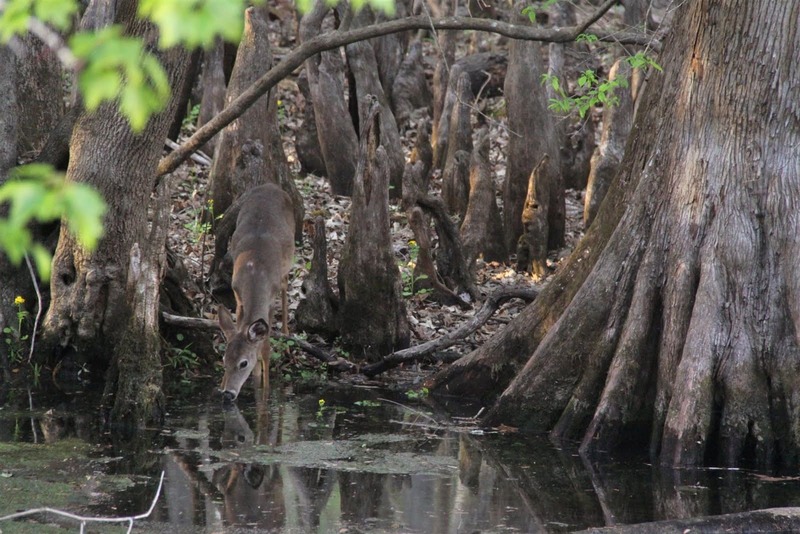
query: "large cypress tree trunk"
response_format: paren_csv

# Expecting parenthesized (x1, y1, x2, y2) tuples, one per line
(41, 2, 191, 426)
(433, 0, 800, 470)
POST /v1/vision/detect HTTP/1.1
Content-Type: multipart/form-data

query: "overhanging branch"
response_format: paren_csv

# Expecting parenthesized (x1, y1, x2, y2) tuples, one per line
(156, 3, 656, 177)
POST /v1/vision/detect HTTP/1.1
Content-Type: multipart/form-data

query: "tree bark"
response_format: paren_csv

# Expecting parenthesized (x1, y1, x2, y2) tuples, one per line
(41, 7, 192, 424)
(584, 59, 635, 228)
(300, 2, 358, 196)
(295, 217, 339, 339)
(295, 69, 327, 177)
(436, 0, 800, 470)
(196, 38, 227, 154)
(209, 7, 302, 233)
(461, 128, 506, 266)
(337, 100, 410, 359)
(391, 40, 432, 130)
(503, 20, 564, 257)
(14, 34, 65, 159)
(441, 72, 473, 220)
(345, 39, 405, 197)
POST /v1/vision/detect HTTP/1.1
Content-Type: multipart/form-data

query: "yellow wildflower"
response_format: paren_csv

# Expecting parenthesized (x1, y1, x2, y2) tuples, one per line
(14, 296, 25, 305)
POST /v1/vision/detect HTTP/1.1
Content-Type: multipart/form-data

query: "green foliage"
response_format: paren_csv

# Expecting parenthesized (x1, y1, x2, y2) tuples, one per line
(405, 387, 429, 400)
(520, 0, 558, 23)
(70, 26, 171, 132)
(137, 0, 252, 49)
(0, 0, 78, 41)
(399, 240, 431, 299)
(295, 0, 394, 16)
(164, 333, 200, 378)
(0, 165, 106, 279)
(542, 52, 662, 118)
(183, 198, 214, 243)
(182, 103, 201, 131)
(576, 33, 598, 44)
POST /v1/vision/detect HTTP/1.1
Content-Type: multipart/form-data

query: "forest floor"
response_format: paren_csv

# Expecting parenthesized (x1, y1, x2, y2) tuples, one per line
(164, 33, 591, 392)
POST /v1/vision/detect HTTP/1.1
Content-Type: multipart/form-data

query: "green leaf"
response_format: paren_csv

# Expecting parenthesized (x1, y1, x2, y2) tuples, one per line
(0, 0, 32, 42)
(33, 0, 77, 30)
(30, 243, 52, 280)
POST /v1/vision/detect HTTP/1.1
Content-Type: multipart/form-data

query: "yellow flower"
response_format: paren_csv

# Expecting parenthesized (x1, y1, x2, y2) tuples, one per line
(277, 100, 283, 106)
(318, 398, 325, 408)
(14, 296, 25, 305)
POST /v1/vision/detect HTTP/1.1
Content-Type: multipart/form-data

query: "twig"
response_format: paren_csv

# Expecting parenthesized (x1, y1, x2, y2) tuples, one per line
(0, 471, 166, 534)
(361, 287, 539, 377)
(164, 138, 211, 166)
(378, 397, 441, 425)
(23, 254, 42, 364)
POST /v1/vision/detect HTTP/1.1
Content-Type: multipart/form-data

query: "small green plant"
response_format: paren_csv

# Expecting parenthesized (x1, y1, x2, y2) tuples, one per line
(165, 333, 200, 377)
(182, 103, 201, 131)
(405, 387, 429, 400)
(542, 52, 662, 118)
(399, 240, 432, 298)
(575, 33, 599, 44)
(3, 296, 30, 365)
(183, 198, 217, 243)
(317, 398, 326, 418)
(31, 362, 42, 386)
(520, 0, 558, 23)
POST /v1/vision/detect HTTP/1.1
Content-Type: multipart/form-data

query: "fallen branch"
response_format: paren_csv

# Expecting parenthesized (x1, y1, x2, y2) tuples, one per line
(361, 286, 539, 377)
(160, 312, 356, 371)
(0, 471, 165, 534)
(157, 0, 656, 177)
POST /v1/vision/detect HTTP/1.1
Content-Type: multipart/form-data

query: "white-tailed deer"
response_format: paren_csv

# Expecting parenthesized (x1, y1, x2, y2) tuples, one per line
(218, 184, 295, 401)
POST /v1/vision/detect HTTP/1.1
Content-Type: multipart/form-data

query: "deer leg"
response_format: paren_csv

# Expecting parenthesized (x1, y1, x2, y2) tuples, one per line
(257, 336, 271, 392)
(281, 275, 289, 335)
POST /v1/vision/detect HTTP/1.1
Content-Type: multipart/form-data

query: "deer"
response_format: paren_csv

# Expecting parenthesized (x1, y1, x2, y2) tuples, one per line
(216, 183, 295, 402)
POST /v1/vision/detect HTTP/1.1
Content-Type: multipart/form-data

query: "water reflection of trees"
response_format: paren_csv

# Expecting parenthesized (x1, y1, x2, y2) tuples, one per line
(7, 387, 800, 531)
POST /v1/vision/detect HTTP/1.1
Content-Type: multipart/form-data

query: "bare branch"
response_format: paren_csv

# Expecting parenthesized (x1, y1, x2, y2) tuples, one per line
(361, 286, 539, 377)
(0, 471, 165, 534)
(156, 12, 657, 177)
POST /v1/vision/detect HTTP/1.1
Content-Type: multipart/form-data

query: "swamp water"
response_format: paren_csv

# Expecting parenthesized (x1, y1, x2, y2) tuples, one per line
(2, 380, 800, 533)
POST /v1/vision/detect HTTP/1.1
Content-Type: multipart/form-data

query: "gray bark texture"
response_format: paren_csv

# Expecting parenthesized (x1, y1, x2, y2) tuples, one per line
(337, 100, 410, 359)
(346, 40, 405, 198)
(295, 217, 339, 338)
(391, 40, 433, 130)
(461, 128, 506, 266)
(14, 34, 65, 158)
(295, 70, 327, 177)
(584, 59, 635, 228)
(196, 38, 227, 155)
(42, 4, 192, 427)
(209, 6, 303, 238)
(433, 0, 800, 470)
(300, 3, 358, 196)
(441, 72, 473, 220)
(503, 20, 564, 260)
(434, 53, 506, 169)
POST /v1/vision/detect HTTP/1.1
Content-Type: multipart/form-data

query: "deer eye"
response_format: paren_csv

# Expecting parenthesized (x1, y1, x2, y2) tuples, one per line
(238, 360, 249, 369)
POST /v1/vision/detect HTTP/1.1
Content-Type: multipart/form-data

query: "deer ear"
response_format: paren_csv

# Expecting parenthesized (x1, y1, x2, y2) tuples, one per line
(218, 306, 236, 340)
(247, 319, 269, 342)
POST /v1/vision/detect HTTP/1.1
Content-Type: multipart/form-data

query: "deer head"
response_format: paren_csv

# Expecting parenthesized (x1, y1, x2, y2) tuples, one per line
(218, 306, 270, 402)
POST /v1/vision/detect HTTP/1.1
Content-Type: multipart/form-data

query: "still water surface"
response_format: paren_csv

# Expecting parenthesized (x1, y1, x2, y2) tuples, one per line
(2, 380, 800, 533)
